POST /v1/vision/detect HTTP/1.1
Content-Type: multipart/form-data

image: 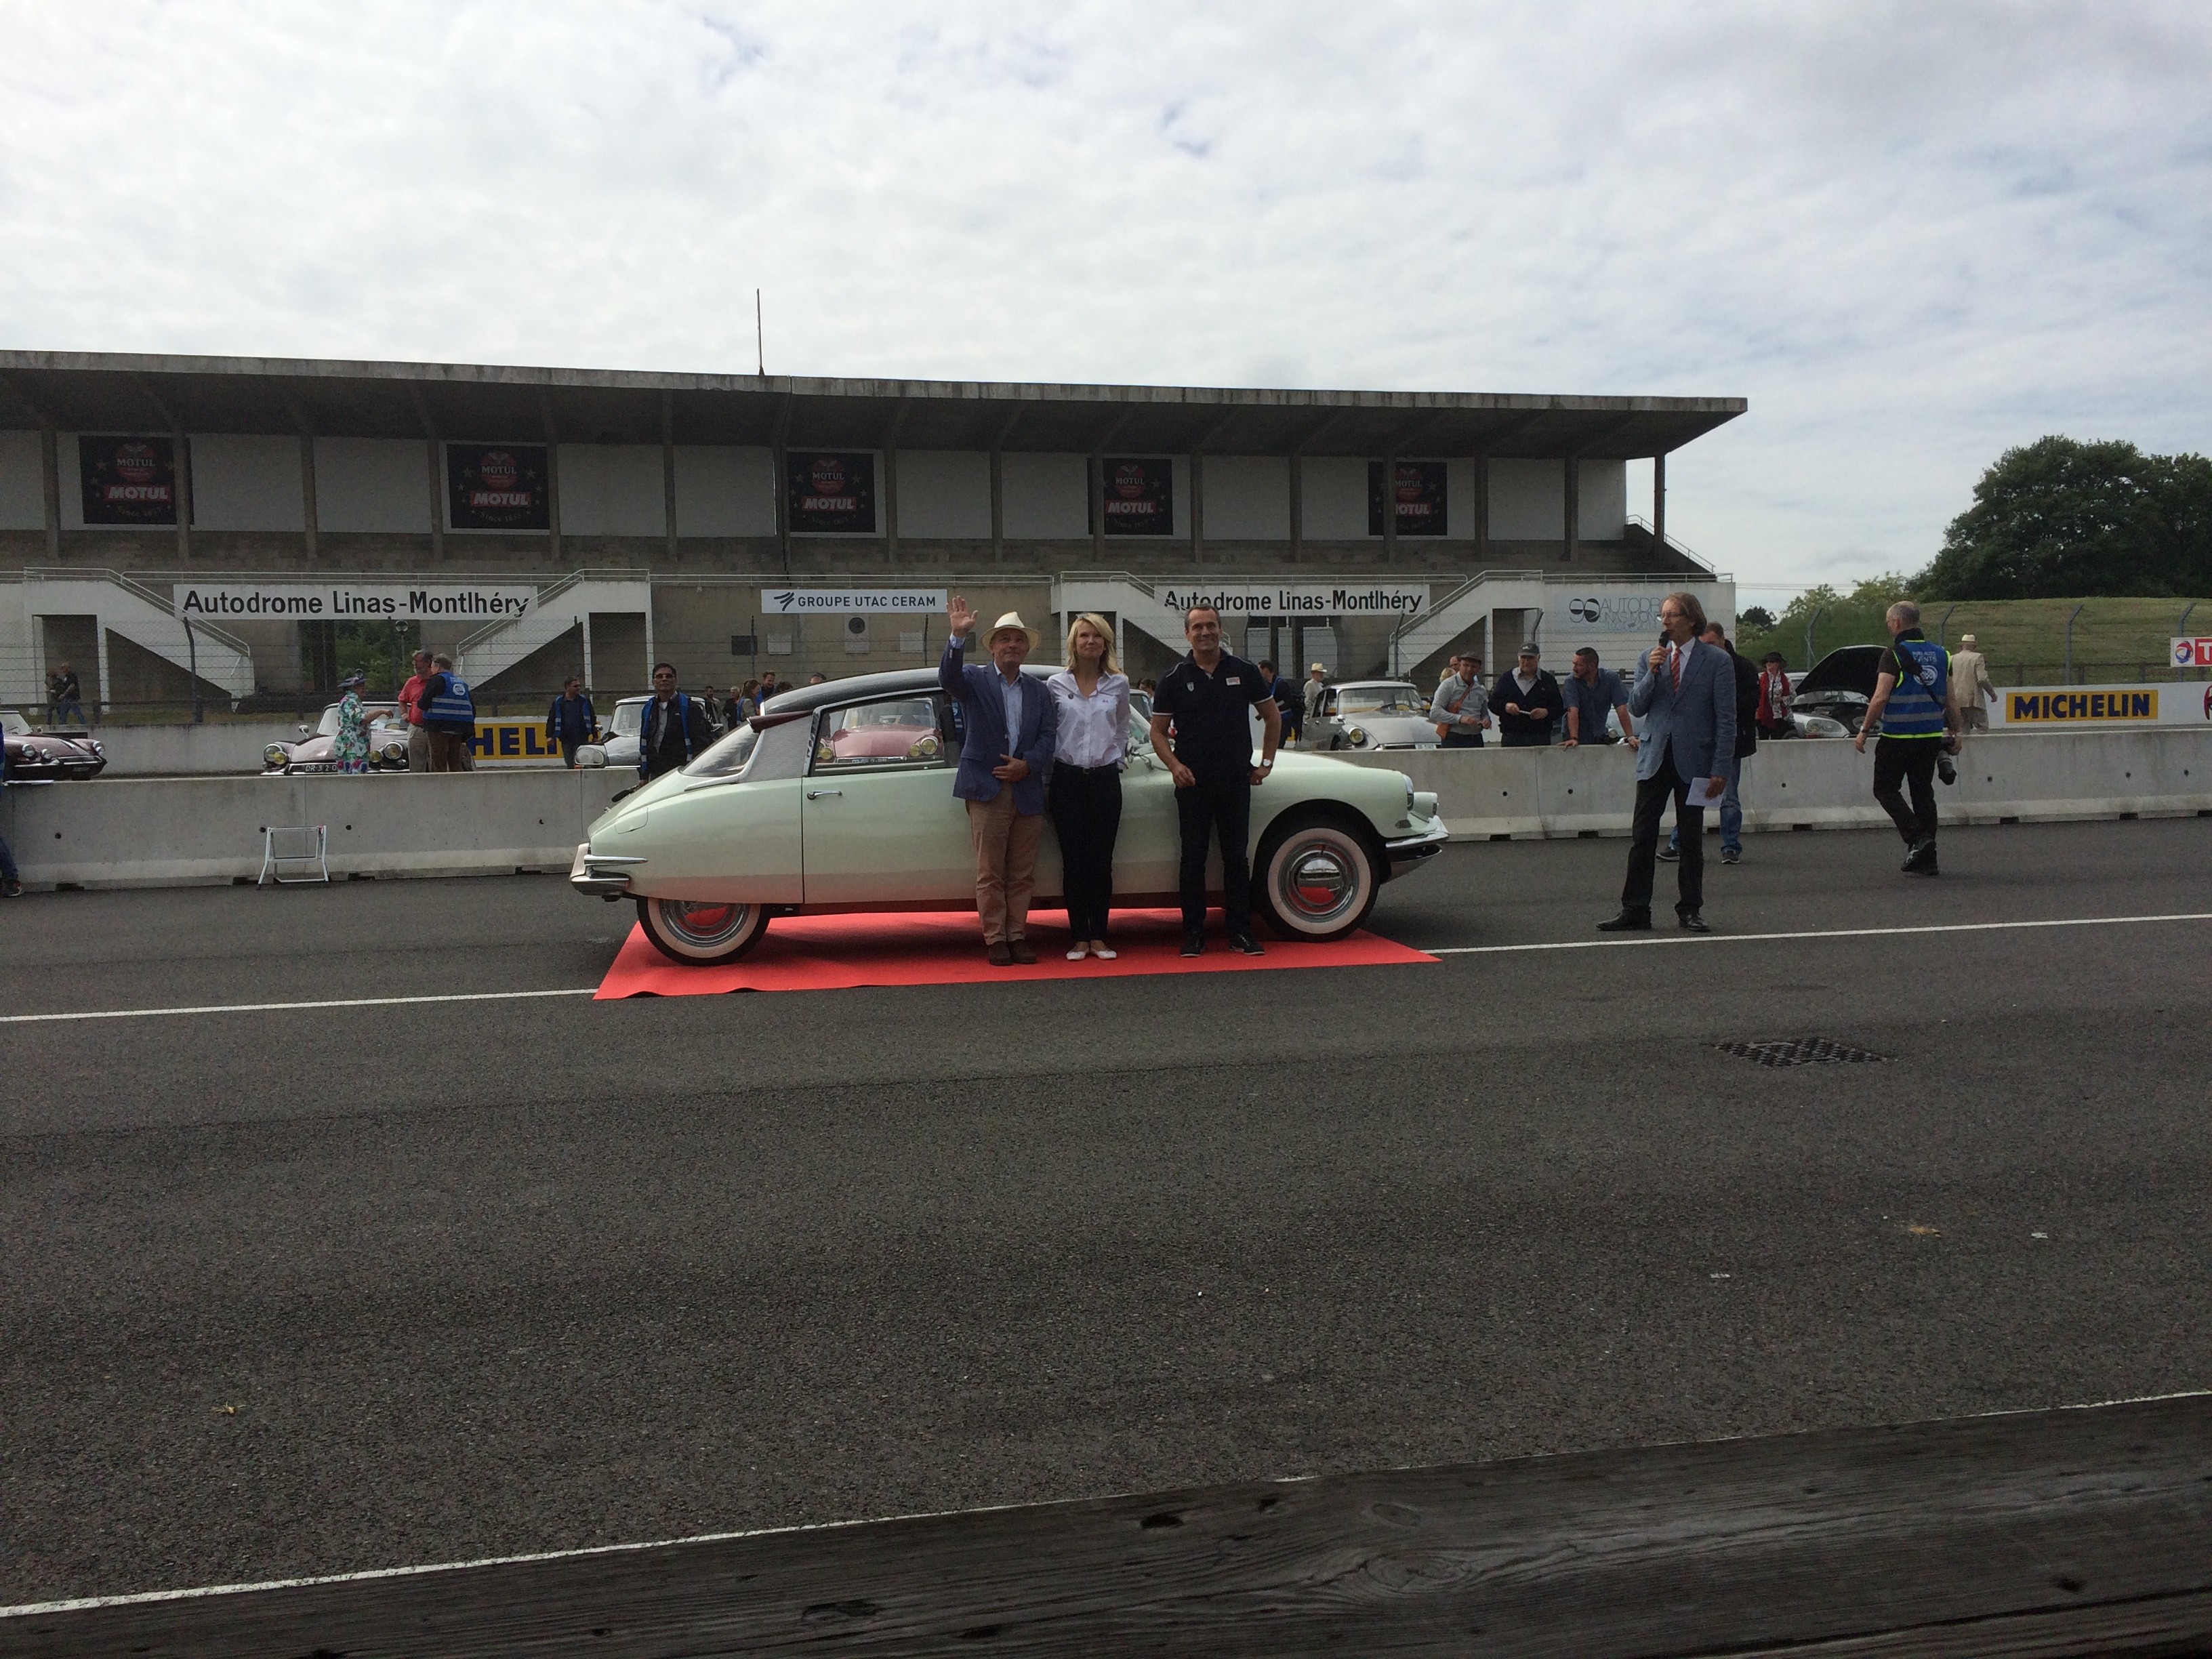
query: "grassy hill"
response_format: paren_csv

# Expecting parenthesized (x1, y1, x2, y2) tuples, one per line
(1740, 596, 2212, 684)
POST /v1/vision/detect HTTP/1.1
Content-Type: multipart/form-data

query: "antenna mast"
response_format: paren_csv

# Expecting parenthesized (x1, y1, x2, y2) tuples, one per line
(756, 289, 764, 377)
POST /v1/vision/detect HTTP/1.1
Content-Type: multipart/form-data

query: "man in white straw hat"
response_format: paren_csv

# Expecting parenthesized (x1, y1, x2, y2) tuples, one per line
(1951, 633, 1996, 735)
(941, 595, 1059, 965)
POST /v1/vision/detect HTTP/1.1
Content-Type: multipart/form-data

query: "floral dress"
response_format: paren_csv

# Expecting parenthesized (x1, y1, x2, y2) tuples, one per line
(333, 691, 371, 774)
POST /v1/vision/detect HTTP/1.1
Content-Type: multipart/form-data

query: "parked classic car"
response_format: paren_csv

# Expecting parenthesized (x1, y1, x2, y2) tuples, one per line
(1788, 644, 1885, 735)
(571, 666, 1449, 964)
(579, 695, 653, 771)
(2, 710, 106, 779)
(262, 702, 413, 773)
(1307, 680, 1443, 750)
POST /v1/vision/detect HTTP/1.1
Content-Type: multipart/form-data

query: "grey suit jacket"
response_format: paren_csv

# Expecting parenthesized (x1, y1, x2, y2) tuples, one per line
(1626, 639, 1736, 783)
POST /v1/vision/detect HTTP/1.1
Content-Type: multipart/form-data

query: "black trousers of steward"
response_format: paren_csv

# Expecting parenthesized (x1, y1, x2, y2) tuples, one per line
(1872, 736, 1940, 843)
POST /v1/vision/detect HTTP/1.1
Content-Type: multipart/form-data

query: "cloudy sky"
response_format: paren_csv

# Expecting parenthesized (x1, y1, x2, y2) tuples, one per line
(3, 1, 2207, 600)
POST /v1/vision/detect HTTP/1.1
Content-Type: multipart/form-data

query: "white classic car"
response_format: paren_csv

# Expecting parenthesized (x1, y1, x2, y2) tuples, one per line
(572, 667, 1449, 964)
(1308, 680, 1444, 750)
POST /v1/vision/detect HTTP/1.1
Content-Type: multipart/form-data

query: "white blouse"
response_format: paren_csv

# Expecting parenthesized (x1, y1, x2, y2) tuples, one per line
(1046, 669, 1131, 769)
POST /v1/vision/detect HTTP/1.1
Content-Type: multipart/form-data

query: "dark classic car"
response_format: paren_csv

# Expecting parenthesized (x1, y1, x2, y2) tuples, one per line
(262, 702, 413, 773)
(2, 710, 106, 779)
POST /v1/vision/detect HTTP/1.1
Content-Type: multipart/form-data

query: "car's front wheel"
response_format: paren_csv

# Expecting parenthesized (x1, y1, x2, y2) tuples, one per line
(636, 895, 771, 965)
(1251, 813, 1380, 942)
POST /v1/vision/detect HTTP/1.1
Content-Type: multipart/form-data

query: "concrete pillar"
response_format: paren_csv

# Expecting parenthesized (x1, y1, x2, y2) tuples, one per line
(989, 448, 1004, 565)
(1190, 450, 1204, 565)
(1288, 453, 1303, 561)
(1653, 451, 1667, 551)
(1380, 454, 1398, 567)
(39, 422, 60, 562)
(95, 619, 110, 720)
(772, 394, 793, 576)
(661, 390, 678, 567)
(884, 443, 899, 567)
(539, 391, 562, 565)
(1090, 452, 1105, 565)
(582, 613, 595, 692)
(1472, 453, 1490, 568)
(299, 432, 320, 563)
(173, 431, 192, 563)
(425, 440, 445, 561)
(1563, 455, 1580, 563)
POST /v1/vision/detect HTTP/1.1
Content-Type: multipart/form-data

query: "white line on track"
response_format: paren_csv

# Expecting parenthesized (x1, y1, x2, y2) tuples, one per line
(1, 912, 2206, 1025)
(0, 987, 597, 1025)
(1421, 911, 2212, 956)
(4, 1389, 2203, 1620)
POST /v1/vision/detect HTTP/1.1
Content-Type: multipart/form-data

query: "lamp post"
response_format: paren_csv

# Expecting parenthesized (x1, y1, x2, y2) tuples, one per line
(2064, 603, 2085, 685)
(1802, 605, 1825, 672)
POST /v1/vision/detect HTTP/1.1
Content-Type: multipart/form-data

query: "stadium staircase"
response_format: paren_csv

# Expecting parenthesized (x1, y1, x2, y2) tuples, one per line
(455, 569, 651, 689)
(0, 568, 255, 708)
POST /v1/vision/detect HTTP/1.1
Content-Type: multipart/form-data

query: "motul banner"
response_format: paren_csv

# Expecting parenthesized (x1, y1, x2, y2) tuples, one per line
(1103, 457, 1174, 536)
(1368, 460, 1447, 536)
(787, 451, 877, 534)
(447, 443, 550, 531)
(79, 435, 180, 526)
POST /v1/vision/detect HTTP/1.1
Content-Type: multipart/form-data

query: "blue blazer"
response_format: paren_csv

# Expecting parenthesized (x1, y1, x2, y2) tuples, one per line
(939, 642, 1057, 815)
(1627, 638, 1737, 783)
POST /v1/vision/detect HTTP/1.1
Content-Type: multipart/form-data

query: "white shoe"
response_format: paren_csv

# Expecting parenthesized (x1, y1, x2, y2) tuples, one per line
(1090, 942, 1118, 960)
(1065, 943, 1090, 960)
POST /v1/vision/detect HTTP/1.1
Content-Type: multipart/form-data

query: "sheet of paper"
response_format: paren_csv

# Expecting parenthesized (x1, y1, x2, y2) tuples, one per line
(1685, 775, 1727, 808)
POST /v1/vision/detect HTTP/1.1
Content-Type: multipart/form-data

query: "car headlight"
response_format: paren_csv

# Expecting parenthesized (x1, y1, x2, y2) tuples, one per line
(907, 735, 941, 760)
(1400, 774, 1415, 814)
(1347, 726, 1368, 747)
(264, 744, 289, 767)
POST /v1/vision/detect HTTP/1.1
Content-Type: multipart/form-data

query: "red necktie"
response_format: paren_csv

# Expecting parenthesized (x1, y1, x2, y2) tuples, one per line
(1670, 644, 1682, 693)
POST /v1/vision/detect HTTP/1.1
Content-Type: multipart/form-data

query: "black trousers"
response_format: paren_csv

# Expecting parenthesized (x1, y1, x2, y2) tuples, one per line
(1501, 732, 1550, 748)
(1176, 777, 1252, 935)
(1621, 746, 1706, 916)
(1442, 729, 1484, 748)
(1872, 737, 1940, 844)
(1050, 762, 1123, 940)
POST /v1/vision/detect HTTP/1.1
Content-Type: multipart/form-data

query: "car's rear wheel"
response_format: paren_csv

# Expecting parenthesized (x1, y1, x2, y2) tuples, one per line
(637, 895, 771, 965)
(1252, 813, 1380, 942)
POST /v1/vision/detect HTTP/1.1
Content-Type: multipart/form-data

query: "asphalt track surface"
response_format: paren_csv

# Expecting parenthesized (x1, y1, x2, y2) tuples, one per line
(3, 816, 2210, 1607)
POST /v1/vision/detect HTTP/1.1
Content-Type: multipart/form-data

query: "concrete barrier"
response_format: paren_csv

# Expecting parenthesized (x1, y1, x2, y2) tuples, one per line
(5, 729, 2207, 890)
(1, 768, 630, 888)
(77, 720, 306, 776)
(1330, 728, 2212, 838)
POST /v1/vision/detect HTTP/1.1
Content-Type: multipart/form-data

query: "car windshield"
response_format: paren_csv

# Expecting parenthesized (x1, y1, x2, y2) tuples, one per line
(682, 722, 760, 779)
(1, 712, 28, 735)
(314, 701, 400, 737)
(611, 701, 646, 737)
(1339, 686, 1428, 716)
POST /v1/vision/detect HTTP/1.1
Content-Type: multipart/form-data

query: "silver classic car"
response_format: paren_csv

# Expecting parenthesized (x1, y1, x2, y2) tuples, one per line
(262, 702, 413, 773)
(1308, 680, 1444, 751)
(573, 666, 1448, 965)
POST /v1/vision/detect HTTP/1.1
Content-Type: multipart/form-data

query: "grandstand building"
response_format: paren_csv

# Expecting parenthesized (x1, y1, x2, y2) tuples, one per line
(0, 352, 1742, 712)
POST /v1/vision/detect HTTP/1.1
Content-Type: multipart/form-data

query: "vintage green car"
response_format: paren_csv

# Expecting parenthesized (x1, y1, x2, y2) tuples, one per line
(571, 667, 1448, 964)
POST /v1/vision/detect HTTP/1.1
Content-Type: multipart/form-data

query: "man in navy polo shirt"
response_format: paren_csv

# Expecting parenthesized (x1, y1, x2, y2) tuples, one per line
(1149, 604, 1282, 958)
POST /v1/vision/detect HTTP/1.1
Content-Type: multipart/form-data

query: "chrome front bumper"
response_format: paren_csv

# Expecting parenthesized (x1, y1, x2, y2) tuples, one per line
(570, 841, 644, 898)
(1382, 815, 1450, 865)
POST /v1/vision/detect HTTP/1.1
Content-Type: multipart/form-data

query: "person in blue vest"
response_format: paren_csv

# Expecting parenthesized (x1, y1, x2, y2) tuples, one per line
(640, 662, 715, 781)
(545, 675, 598, 768)
(1855, 600, 1961, 876)
(419, 653, 476, 773)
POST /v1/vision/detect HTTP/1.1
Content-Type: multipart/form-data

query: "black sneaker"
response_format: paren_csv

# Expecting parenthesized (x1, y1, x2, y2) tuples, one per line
(1181, 931, 1204, 958)
(1, 879, 20, 899)
(1656, 844, 1680, 862)
(1720, 847, 1740, 865)
(1902, 838, 1939, 876)
(1229, 934, 1265, 956)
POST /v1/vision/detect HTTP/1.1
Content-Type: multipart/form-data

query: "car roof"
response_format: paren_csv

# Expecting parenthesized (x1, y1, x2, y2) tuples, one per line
(759, 665, 1053, 715)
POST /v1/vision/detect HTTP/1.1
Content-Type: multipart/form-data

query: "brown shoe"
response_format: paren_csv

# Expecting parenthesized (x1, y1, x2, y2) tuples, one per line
(987, 941, 1014, 966)
(1007, 939, 1038, 964)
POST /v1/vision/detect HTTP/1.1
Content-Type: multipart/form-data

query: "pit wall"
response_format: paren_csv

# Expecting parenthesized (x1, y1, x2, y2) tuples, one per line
(4, 729, 2204, 891)
(1328, 728, 2212, 838)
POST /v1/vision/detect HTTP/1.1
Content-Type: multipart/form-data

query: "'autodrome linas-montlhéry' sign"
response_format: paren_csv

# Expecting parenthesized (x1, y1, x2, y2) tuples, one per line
(173, 583, 537, 620)
(1155, 585, 1430, 617)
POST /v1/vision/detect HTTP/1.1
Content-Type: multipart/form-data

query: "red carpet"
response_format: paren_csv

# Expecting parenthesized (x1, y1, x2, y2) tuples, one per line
(595, 907, 1434, 998)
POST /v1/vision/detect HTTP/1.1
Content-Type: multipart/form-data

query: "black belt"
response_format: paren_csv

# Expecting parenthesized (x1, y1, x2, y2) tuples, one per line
(1054, 760, 1121, 775)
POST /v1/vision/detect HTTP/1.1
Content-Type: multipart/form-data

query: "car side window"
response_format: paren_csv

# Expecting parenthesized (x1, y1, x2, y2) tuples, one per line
(1320, 691, 1336, 717)
(811, 695, 948, 774)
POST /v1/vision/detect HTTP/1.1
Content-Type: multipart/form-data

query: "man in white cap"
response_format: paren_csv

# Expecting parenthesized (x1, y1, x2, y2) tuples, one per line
(942, 595, 1058, 965)
(1951, 633, 1996, 735)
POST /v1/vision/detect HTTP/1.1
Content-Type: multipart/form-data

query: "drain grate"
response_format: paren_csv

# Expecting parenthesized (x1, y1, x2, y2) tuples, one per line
(1717, 1037, 1889, 1067)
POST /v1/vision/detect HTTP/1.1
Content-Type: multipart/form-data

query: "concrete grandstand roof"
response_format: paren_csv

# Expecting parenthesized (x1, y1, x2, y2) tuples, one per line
(0, 350, 1743, 460)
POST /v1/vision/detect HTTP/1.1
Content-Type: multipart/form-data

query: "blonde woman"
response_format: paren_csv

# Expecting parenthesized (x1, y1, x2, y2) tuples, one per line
(1046, 613, 1131, 960)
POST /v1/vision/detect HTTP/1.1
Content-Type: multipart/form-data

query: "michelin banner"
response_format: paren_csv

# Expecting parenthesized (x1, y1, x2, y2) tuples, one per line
(1994, 684, 2212, 726)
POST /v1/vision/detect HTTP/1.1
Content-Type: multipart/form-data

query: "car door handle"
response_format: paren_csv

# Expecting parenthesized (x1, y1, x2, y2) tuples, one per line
(805, 788, 843, 799)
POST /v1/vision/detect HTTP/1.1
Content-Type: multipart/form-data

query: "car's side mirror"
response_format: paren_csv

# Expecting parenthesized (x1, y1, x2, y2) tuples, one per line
(576, 744, 609, 769)
(297, 724, 313, 736)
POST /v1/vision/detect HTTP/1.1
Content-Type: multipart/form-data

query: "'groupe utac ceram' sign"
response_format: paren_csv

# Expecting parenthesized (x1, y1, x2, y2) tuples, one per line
(760, 589, 947, 614)
(173, 583, 537, 621)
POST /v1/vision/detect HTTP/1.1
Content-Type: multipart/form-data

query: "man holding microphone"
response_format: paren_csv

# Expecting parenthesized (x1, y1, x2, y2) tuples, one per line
(1599, 592, 1734, 935)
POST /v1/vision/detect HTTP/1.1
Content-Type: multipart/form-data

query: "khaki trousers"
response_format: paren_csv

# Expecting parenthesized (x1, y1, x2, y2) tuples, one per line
(407, 724, 430, 773)
(966, 792, 1044, 944)
(427, 731, 474, 773)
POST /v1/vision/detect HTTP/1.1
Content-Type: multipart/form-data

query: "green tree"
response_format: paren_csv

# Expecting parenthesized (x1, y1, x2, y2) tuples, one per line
(1915, 436, 2212, 600)
(1738, 605, 1776, 632)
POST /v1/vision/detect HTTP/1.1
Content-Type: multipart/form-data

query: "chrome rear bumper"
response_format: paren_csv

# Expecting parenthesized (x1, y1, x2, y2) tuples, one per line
(570, 841, 644, 898)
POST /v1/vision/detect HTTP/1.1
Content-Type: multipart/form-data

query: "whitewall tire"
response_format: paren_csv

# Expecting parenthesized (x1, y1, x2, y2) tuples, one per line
(1252, 815, 1380, 942)
(638, 896, 771, 965)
